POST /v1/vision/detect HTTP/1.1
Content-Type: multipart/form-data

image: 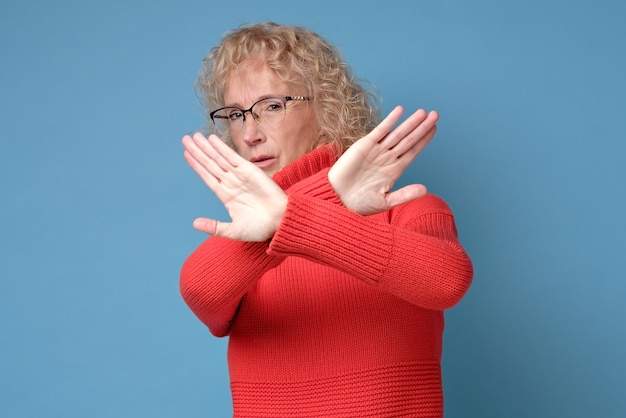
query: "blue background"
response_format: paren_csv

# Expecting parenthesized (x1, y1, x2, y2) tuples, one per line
(1, 1, 624, 417)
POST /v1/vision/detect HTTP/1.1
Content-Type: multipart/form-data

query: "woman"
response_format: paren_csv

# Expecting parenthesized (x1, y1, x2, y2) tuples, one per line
(181, 22, 473, 417)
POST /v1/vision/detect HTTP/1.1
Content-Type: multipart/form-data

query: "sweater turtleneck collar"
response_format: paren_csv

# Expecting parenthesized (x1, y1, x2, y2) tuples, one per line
(272, 144, 339, 191)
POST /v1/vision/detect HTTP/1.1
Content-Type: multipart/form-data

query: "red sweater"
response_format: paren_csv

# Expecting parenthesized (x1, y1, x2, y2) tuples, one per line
(180, 145, 473, 417)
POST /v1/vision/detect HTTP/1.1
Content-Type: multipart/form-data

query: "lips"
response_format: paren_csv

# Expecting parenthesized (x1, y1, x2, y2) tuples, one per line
(250, 155, 277, 169)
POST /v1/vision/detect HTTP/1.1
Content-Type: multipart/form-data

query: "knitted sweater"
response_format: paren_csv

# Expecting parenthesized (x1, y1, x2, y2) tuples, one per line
(180, 145, 473, 417)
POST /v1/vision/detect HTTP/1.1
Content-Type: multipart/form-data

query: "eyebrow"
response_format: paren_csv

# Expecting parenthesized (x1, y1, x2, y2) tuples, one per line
(223, 94, 284, 108)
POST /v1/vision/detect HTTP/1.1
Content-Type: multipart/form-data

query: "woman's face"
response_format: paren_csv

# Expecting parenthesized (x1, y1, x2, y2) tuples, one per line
(223, 61, 319, 177)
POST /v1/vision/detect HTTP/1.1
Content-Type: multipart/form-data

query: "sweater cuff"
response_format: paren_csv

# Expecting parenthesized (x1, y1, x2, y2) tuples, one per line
(268, 193, 393, 285)
(285, 168, 344, 205)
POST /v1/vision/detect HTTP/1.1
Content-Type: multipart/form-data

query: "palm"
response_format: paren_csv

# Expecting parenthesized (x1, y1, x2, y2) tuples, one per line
(329, 106, 439, 215)
(182, 133, 287, 241)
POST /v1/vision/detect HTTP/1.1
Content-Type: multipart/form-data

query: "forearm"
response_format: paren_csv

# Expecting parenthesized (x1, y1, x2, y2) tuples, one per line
(268, 190, 473, 310)
(180, 237, 283, 336)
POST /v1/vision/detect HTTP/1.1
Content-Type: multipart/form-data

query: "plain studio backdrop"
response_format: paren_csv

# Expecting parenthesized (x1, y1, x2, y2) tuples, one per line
(1, 1, 624, 417)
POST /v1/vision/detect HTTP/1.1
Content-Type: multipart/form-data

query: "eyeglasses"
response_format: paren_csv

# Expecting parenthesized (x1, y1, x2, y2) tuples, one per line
(209, 96, 312, 133)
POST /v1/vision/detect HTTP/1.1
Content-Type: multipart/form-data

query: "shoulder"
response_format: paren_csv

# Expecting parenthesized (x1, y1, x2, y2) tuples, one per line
(384, 193, 460, 238)
(389, 193, 454, 220)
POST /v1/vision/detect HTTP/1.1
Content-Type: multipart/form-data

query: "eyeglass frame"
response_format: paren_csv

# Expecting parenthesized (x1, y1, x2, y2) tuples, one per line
(209, 96, 312, 130)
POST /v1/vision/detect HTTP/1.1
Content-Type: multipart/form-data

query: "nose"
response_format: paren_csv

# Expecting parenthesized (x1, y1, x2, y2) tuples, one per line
(240, 113, 265, 146)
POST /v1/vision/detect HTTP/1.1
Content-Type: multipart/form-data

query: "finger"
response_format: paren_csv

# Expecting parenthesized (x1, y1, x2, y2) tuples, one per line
(182, 133, 221, 173)
(183, 136, 226, 186)
(379, 109, 428, 150)
(186, 134, 250, 190)
(191, 133, 234, 175)
(400, 125, 437, 162)
(192, 217, 230, 237)
(367, 106, 405, 144)
(207, 134, 246, 168)
(192, 217, 218, 235)
(387, 111, 439, 157)
(183, 150, 222, 191)
(209, 134, 274, 187)
(182, 136, 216, 178)
(386, 184, 428, 209)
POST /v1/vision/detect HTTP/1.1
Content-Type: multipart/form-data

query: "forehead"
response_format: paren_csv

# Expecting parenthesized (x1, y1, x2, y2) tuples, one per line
(223, 59, 300, 106)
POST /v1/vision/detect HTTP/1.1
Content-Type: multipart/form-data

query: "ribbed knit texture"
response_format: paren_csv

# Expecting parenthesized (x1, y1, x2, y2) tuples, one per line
(231, 363, 442, 417)
(180, 145, 473, 417)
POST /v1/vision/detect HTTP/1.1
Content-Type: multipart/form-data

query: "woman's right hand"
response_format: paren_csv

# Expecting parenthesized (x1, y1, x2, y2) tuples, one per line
(328, 106, 439, 215)
(182, 132, 287, 242)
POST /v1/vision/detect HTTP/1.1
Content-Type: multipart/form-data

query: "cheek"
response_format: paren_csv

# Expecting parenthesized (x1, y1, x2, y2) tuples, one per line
(292, 130, 315, 155)
(294, 117, 319, 150)
(230, 135, 246, 154)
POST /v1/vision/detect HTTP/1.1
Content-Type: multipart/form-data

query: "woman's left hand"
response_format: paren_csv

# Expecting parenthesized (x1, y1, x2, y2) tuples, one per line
(328, 106, 438, 215)
(182, 133, 287, 241)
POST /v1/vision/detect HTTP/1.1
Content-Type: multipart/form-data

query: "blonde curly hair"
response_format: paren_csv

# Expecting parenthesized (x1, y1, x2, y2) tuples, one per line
(195, 22, 380, 154)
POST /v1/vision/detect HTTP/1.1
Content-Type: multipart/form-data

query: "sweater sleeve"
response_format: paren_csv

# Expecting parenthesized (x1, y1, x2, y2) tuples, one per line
(268, 171, 473, 310)
(179, 237, 283, 336)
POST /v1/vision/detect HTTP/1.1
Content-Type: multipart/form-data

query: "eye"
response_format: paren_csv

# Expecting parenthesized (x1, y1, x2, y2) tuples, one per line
(262, 99, 285, 112)
(227, 110, 244, 120)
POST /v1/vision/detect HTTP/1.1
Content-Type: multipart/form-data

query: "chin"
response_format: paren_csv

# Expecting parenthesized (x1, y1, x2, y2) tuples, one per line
(263, 168, 279, 177)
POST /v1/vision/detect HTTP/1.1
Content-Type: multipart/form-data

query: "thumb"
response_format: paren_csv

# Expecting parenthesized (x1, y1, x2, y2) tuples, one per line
(193, 217, 227, 236)
(386, 184, 428, 209)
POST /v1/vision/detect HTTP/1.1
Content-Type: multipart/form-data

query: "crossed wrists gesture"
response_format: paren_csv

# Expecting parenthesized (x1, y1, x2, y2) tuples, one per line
(182, 106, 438, 242)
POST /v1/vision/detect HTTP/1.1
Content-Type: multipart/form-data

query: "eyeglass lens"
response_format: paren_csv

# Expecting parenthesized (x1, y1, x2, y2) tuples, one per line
(212, 97, 287, 132)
